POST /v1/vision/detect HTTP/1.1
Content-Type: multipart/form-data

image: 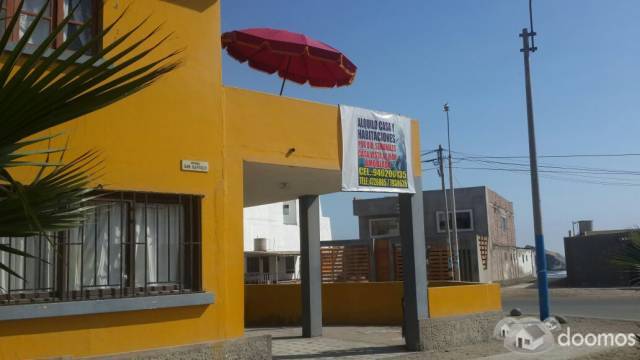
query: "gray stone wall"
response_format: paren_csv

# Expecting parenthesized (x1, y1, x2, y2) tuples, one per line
(80, 335, 272, 360)
(419, 311, 503, 351)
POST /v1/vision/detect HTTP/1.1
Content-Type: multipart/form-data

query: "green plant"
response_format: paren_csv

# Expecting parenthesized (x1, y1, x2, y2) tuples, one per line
(0, 0, 179, 281)
(613, 233, 640, 344)
(611, 232, 640, 287)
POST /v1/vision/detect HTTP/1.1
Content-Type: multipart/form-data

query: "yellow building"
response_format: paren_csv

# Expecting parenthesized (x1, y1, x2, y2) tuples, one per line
(0, 1, 501, 358)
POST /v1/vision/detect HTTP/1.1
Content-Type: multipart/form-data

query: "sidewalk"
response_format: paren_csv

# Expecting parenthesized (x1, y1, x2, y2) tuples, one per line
(246, 326, 414, 359)
(247, 316, 639, 359)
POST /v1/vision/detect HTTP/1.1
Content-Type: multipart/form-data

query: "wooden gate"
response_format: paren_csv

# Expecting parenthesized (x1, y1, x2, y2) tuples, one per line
(320, 244, 370, 282)
(427, 245, 453, 281)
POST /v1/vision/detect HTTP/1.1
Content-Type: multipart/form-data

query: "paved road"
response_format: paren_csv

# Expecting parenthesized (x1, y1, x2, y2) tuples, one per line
(502, 286, 640, 321)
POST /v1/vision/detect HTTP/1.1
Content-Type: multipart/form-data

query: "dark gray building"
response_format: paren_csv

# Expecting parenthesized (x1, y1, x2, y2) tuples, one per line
(564, 224, 637, 287)
(353, 186, 535, 283)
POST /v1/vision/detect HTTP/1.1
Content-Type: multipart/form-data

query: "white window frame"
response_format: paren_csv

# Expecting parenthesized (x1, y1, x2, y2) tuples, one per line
(436, 209, 474, 233)
(368, 217, 400, 239)
(282, 201, 297, 225)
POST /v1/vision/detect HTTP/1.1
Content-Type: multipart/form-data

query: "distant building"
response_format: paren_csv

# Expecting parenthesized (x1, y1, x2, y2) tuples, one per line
(243, 200, 332, 283)
(545, 250, 566, 271)
(564, 220, 637, 287)
(353, 186, 536, 283)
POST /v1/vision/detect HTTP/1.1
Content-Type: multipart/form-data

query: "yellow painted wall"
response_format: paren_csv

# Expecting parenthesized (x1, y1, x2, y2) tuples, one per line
(245, 282, 502, 327)
(0, 1, 235, 359)
(1, 1, 426, 358)
(224, 87, 342, 171)
(223, 87, 422, 174)
(428, 283, 502, 318)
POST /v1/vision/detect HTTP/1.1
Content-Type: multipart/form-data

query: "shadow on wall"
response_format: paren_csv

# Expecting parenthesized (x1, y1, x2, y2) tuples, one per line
(0, 305, 208, 337)
(160, 0, 218, 12)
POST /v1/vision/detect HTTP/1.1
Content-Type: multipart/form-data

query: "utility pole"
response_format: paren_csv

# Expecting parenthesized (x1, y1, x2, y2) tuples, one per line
(520, 23, 550, 320)
(437, 145, 454, 279)
(444, 103, 460, 281)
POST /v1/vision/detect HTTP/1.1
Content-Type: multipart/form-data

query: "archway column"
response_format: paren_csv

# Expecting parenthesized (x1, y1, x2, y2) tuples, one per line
(399, 177, 429, 351)
(299, 195, 322, 338)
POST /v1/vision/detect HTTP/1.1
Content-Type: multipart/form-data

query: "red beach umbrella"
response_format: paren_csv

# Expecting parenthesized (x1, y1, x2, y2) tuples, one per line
(221, 28, 357, 95)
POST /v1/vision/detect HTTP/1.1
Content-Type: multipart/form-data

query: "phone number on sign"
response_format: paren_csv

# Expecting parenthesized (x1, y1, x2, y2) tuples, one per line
(359, 167, 407, 179)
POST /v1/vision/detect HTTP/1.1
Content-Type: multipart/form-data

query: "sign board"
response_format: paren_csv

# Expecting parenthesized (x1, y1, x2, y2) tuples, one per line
(340, 105, 415, 193)
(181, 160, 209, 173)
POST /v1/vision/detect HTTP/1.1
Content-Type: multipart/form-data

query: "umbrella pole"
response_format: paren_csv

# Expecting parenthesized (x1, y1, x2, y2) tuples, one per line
(279, 56, 291, 96)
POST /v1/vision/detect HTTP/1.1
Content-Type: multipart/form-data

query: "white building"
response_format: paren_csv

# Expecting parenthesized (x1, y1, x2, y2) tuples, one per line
(243, 200, 332, 283)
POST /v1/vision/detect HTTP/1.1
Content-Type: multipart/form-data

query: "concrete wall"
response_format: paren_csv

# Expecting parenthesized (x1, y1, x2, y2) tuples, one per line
(245, 282, 502, 326)
(353, 196, 399, 217)
(485, 188, 516, 247)
(422, 187, 488, 249)
(516, 247, 536, 278)
(354, 187, 490, 282)
(353, 187, 529, 285)
(564, 232, 635, 287)
(420, 311, 503, 351)
(491, 246, 536, 282)
(354, 187, 490, 252)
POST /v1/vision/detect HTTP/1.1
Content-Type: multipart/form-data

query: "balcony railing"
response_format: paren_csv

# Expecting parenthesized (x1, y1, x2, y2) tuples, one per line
(244, 272, 299, 284)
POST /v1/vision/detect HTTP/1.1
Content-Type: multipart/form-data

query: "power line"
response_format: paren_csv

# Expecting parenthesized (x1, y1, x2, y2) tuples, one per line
(451, 165, 635, 177)
(456, 157, 640, 176)
(421, 148, 640, 159)
(421, 149, 439, 156)
(448, 166, 640, 187)
(420, 147, 640, 187)
(450, 150, 640, 159)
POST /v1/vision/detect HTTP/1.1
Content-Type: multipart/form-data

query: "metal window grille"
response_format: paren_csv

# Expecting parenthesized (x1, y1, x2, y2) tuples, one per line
(0, 191, 202, 305)
(285, 256, 295, 274)
(0, 0, 101, 50)
(246, 257, 259, 273)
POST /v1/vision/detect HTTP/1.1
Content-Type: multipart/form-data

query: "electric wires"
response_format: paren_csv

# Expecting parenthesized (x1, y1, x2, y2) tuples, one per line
(421, 149, 640, 187)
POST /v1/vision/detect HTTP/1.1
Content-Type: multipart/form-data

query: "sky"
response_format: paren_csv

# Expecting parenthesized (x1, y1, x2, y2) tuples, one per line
(221, 1, 640, 254)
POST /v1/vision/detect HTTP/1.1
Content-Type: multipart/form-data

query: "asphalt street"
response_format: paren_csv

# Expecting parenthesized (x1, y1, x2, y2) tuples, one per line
(502, 285, 640, 321)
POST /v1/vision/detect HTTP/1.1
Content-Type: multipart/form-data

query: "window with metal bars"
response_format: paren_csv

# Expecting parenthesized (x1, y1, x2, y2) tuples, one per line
(0, 191, 202, 305)
(285, 256, 295, 274)
(246, 257, 259, 273)
(0, 0, 99, 50)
